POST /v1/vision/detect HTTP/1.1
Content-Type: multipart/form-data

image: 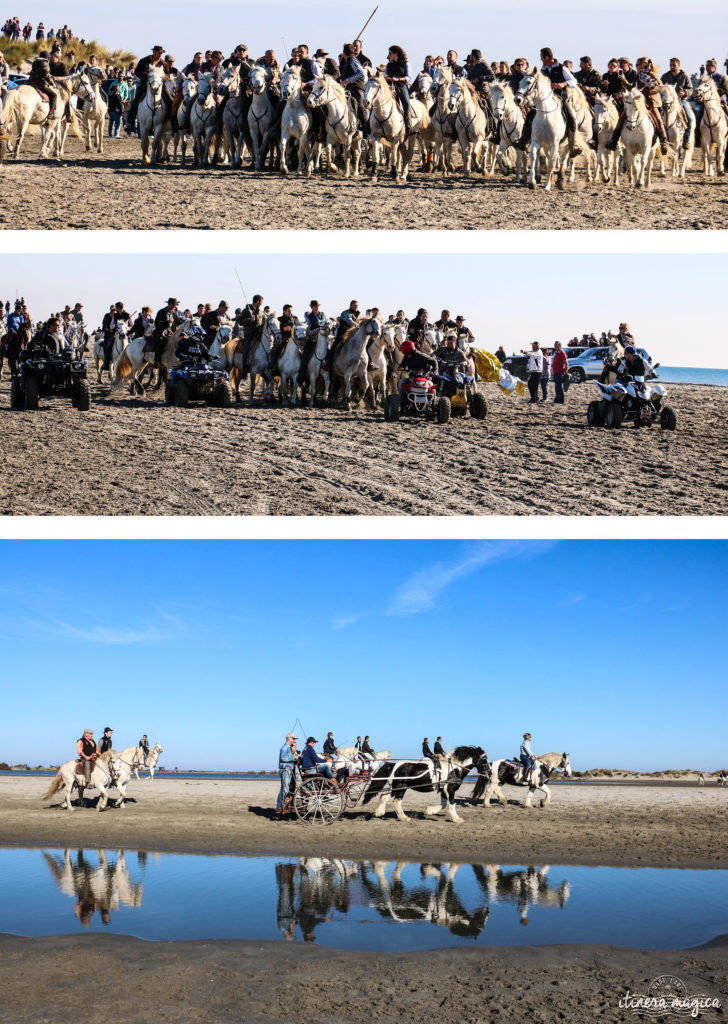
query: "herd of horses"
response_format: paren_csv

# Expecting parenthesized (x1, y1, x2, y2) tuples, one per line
(3, 64, 727, 188)
(42, 742, 164, 811)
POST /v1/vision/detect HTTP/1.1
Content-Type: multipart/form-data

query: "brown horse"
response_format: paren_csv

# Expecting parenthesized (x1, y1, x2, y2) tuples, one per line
(1, 322, 30, 378)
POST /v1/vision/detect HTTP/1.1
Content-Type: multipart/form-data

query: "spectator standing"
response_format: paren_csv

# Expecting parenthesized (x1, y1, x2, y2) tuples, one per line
(540, 347, 551, 400)
(552, 341, 568, 404)
(495, 344, 507, 364)
(108, 84, 123, 136)
(277, 733, 298, 816)
(523, 341, 543, 403)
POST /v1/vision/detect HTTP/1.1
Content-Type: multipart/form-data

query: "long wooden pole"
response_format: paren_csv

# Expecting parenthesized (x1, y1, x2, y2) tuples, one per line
(355, 5, 379, 41)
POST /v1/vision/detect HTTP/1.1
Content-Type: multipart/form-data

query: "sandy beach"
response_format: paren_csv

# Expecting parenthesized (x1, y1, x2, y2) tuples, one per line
(2, 777, 726, 1022)
(1, 776, 726, 867)
(1, 136, 725, 231)
(1, 379, 726, 516)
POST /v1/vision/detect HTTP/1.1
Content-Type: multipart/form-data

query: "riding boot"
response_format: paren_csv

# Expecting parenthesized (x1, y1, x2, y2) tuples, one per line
(607, 110, 626, 151)
(515, 108, 535, 151)
(651, 107, 669, 156)
(562, 97, 580, 158)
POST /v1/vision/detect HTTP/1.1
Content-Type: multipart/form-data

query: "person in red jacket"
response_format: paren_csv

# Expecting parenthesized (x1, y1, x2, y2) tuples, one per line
(551, 340, 569, 405)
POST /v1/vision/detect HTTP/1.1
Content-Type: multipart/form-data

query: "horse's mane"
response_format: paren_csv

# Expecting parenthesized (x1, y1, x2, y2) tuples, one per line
(537, 751, 567, 766)
(698, 76, 720, 100)
(98, 749, 114, 764)
(338, 322, 360, 345)
(374, 70, 394, 99)
(449, 745, 483, 763)
(325, 75, 347, 103)
(456, 78, 478, 100)
(567, 83, 590, 113)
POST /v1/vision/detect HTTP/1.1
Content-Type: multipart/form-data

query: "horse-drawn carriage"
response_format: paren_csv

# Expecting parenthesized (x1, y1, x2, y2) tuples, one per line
(293, 763, 373, 825)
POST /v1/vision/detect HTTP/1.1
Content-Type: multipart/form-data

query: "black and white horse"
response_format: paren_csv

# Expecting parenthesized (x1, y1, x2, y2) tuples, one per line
(362, 745, 490, 823)
(472, 751, 572, 809)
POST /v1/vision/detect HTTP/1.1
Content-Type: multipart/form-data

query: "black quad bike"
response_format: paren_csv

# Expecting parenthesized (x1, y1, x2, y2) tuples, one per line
(11, 347, 90, 412)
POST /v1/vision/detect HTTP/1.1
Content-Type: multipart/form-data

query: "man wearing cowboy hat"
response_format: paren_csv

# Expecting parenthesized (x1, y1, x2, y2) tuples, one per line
(125, 44, 165, 135)
(76, 728, 99, 786)
(151, 297, 179, 364)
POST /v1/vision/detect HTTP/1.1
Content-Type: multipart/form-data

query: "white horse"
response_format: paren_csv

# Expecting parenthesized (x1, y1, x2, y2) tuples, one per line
(429, 66, 458, 175)
(136, 742, 164, 780)
(65, 318, 86, 357)
(219, 66, 250, 169)
(476, 752, 572, 809)
(331, 316, 381, 410)
(368, 321, 396, 407)
(593, 92, 621, 183)
(248, 66, 276, 170)
(190, 72, 221, 167)
(563, 84, 595, 182)
(112, 324, 185, 395)
(514, 69, 567, 191)
(489, 80, 526, 181)
(334, 746, 392, 776)
(618, 89, 659, 189)
(93, 320, 130, 383)
(246, 313, 281, 404)
(446, 78, 486, 177)
(178, 74, 200, 166)
(280, 65, 316, 176)
(363, 70, 427, 183)
(694, 77, 727, 178)
(42, 750, 123, 811)
(138, 66, 170, 165)
(1, 72, 84, 160)
(308, 75, 362, 179)
(305, 319, 334, 408)
(659, 83, 692, 178)
(77, 67, 107, 153)
(276, 322, 306, 405)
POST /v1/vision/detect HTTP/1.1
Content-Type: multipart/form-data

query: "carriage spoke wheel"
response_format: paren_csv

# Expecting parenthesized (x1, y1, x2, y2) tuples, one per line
(294, 775, 345, 825)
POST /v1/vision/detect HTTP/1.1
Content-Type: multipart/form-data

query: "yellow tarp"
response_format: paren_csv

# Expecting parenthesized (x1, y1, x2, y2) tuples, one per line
(472, 349, 502, 383)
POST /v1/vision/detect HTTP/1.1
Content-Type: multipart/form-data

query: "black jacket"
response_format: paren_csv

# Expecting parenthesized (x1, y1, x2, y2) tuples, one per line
(401, 350, 436, 375)
(154, 306, 176, 338)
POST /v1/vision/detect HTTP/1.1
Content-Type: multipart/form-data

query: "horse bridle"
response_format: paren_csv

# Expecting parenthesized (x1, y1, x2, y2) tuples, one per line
(365, 80, 398, 131)
(311, 79, 355, 136)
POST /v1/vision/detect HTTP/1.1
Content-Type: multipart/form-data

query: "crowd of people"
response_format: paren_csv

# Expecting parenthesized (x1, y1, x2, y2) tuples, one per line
(2, 16, 76, 43)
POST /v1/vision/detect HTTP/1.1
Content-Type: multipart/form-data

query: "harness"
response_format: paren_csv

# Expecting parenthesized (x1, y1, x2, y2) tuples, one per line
(367, 81, 400, 134)
(315, 80, 357, 137)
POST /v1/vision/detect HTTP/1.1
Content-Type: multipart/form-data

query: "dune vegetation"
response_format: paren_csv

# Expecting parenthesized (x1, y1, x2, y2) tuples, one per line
(0, 36, 136, 71)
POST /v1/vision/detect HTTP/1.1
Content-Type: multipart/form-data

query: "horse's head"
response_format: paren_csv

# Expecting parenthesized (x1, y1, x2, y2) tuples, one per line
(197, 72, 213, 103)
(365, 315, 382, 339)
(560, 753, 572, 777)
(447, 79, 463, 113)
(623, 88, 644, 120)
(76, 72, 95, 103)
(182, 74, 199, 102)
(362, 74, 380, 110)
(293, 322, 307, 347)
(281, 65, 300, 100)
(216, 324, 232, 346)
(115, 321, 129, 343)
(249, 66, 268, 95)
(219, 65, 238, 95)
(695, 77, 716, 104)
(265, 313, 282, 342)
(147, 66, 164, 98)
(514, 69, 538, 107)
(490, 82, 507, 119)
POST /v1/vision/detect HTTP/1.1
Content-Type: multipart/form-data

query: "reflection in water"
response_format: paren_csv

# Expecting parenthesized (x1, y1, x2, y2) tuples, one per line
(43, 849, 144, 928)
(274, 859, 570, 943)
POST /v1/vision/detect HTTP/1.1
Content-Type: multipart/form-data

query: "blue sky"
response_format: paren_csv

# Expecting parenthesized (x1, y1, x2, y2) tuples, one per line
(2, 255, 726, 369)
(1, 540, 725, 772)
(21, 0, 726, 78)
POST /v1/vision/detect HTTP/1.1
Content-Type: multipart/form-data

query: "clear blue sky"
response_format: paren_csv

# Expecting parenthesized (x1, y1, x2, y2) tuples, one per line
(19, 0, 727, 78)
(3, 254, 726, 369)
(1, 540, 725, 772)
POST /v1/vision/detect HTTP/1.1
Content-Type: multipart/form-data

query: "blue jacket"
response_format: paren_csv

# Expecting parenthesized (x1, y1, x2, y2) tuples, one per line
(7, 312, 24, 333)
(279, 743, 296, 769)
(301, 745, 327, 771)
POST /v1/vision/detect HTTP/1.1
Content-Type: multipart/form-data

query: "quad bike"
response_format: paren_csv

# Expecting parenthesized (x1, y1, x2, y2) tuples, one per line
(587, 374, 676, 430)
(11, 345, 90, 411)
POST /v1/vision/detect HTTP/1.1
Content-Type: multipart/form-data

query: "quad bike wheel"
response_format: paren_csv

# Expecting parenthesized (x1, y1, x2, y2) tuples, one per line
(437, 396, 451, 424)
(660, 406, 677, 431)
(587, 400, 605, 427)
(174, 379, 189, 408)
(384, 393, 401, 422)
(213, 380, 232, 408)
(604, 401, 623, 429)
(24, 376, 39, 411)
(469, 392, 487, 420)
(10, 377, 24, 410)
(75, 379, 90, 411)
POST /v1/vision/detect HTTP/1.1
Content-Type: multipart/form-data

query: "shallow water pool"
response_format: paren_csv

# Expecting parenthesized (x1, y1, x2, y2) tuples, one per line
(0, 848, 725, 951)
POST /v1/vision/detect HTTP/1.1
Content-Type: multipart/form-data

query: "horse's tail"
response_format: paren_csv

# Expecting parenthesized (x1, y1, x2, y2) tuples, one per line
(69, 112, 82, 139)
(113, 348, 133, 382)
(43, 770, 63, 800)
(2, 91, 41, 141)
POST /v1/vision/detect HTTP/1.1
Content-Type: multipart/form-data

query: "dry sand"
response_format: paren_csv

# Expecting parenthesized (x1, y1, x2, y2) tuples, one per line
(1, 136, 726, 230)
(1, 932, 725, 1024)
(2, 776, 726, 868)
(1, 378, 726, 516)
(2, 777, 726, 1023)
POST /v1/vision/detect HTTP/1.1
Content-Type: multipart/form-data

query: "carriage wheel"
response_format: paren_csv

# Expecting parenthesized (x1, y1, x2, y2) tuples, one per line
(294, 775, 345, 825)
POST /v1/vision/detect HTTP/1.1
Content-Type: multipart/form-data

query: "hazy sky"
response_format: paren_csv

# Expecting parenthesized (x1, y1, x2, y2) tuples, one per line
(2, 254, 726, 368)
(18, 1, 728, 74)
(1, 540, 725, 772)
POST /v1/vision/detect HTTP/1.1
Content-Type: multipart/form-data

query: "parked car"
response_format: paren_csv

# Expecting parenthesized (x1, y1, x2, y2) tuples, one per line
(567, 346, 657, 384)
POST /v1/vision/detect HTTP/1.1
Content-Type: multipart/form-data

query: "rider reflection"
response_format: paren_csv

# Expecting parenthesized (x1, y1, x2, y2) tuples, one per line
(43, 849, 144, 928)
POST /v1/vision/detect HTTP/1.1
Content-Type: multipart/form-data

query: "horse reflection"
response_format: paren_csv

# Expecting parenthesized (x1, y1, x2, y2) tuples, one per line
(473, 864, 571, 924)
(276, 858, 358, 942)
(43, 849, 144, 928)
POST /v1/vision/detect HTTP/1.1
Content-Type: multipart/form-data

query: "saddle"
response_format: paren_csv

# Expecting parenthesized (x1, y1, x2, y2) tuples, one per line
(29, 82, 50, 103)
(74, 759, 94, 776)
(504, 758, 522, 772)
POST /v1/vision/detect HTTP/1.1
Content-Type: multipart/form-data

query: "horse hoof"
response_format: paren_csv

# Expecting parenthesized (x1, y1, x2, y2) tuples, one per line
(528, 182, 536, 190)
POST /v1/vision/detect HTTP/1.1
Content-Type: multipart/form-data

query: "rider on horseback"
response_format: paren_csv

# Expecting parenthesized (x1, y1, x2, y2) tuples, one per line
(519, 732, 536, 786)
(340, 43, 368, 134)
(607, 56, 669, 156)
(270, 303, 295, 372)
(326, 299, 360, 371)
(125, 45, 165, 135)
(200, 300, 230, 347)
(77, 728, 99, 786)
(239, 294, 266, 379)
(517, 48, 579, 156)
(27, 51, 58, 117)
(384, 45, 414, 135)
(151, 297, 178, 364)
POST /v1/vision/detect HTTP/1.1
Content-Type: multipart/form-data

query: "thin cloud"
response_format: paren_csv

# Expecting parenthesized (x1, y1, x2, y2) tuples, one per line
(388, 540, 557, 616)
(331, 613, 363, 631)
(558, 594, 585, 607)
(44, 619, 172, 645)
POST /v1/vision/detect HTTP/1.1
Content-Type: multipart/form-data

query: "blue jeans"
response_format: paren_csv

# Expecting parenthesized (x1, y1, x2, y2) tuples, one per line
(277, 764, 294, 810)
(682, 100, 696, 141)
(108, 111, 121, 136)
(554, 372, 565, 404)
(540, 376, 548, 400)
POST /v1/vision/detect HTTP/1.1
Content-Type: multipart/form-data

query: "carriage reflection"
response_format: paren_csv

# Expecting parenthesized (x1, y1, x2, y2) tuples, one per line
(274, 858, 571, 942)
(43, 849, 145, 928)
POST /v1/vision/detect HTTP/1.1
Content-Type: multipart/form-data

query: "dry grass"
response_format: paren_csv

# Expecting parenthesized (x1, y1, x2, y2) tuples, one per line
(0, 36, 136, 72)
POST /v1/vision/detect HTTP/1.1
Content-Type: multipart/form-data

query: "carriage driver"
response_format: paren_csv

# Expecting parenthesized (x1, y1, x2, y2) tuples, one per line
(301, 736, 334, 779)
(519, 732, 536, 785)
(77, 728, 99, 786)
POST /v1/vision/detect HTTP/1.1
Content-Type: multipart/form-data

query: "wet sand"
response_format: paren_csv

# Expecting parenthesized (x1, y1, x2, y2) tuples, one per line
(1, 932, 726, 1024)
(2, 776, 726, 868)
(1, 379, 726, 516)
(1, 135, 725, 231)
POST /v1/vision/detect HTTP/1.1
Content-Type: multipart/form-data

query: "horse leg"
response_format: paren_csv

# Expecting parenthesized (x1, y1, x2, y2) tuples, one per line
(540, 783, 551, 808)
(370, 136, 380, 182)
(445, 790, 462, 823)
(280, 128, 289, 174)
(527, 141, 538, 189)
(644, 146, 657, 189)
(391, 796, 410, 822)
(372, 792, 390, 818)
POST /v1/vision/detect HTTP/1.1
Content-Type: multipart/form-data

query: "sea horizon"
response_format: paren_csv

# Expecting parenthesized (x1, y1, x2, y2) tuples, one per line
(653, 365, 728, 387)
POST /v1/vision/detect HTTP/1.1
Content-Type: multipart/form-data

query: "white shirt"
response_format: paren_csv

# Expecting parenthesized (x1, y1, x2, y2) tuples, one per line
(527, 350, 543, 373)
